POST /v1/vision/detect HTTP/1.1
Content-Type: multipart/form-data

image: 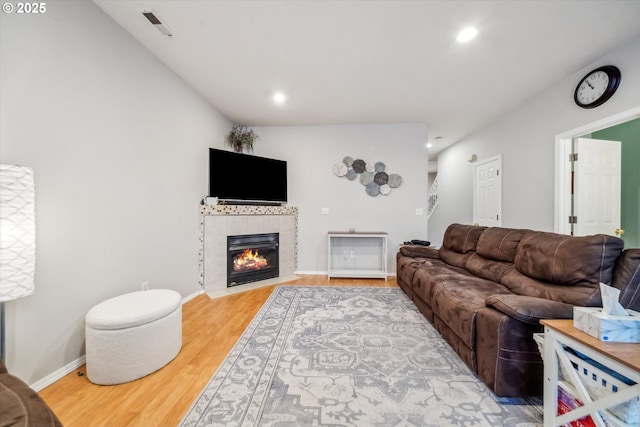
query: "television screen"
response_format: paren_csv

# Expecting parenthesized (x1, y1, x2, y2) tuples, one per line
(209, 148, 287, 204)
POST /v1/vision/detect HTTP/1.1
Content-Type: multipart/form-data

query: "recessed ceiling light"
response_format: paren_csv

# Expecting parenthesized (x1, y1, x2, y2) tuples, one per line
(273, 92, 286, 104)
(457, 27, 478, 43)
(426, 143, 433, 148)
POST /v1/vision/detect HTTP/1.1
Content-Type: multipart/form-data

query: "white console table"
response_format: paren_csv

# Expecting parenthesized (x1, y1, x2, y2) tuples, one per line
(540, 319, 640, 427)
(327, 231, 387, 280)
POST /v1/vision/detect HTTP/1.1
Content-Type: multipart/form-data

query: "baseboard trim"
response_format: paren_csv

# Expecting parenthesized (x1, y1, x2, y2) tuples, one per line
(183, 289, 205, 303)
(295, 270, 397, 278)
(30, 290, 204, 391)
(31, 355, 86, 392)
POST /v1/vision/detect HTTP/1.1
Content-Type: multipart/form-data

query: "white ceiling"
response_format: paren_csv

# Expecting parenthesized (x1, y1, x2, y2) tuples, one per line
(93, 0, 640, 157)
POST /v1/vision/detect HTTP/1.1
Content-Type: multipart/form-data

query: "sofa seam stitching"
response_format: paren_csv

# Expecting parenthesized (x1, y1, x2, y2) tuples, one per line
(621, 264, 640, 304)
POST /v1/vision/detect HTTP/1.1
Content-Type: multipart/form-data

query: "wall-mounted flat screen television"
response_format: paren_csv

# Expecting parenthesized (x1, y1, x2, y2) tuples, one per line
(209, 148, 287, 204)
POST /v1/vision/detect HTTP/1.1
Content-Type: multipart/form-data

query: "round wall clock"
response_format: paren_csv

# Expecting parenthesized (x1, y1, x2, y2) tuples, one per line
(574, 65, 621, 109)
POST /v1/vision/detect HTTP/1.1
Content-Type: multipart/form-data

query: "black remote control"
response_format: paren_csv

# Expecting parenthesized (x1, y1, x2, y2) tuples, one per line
(410, 240, 431, 246)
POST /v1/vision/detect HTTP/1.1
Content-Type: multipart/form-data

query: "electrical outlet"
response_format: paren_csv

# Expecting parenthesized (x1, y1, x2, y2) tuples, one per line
(350, 251, 355, 258)
(141, 281, 149, 290)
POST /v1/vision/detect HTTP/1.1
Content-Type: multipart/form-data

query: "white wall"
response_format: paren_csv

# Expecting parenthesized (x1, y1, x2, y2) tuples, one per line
(0, 1, 232, 383)
(429, 35, 640, 246)
(252, 124, 429, 273)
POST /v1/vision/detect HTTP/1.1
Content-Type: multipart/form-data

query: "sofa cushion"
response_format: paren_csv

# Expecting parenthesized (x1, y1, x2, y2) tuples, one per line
(399, 245, 440, 259)
(431, 278, 512, 349)
(465, 253, 512, 283)
(439, 247, 474, 269)
(476, 227, 529, 263)
(396, 255, 440, 292)
(514, 232, 624, 287)
(500, 267, 603, 306)
(612, 248, 640, 310)
(442, 223, 486, 254)
(411, 260, 474, 306)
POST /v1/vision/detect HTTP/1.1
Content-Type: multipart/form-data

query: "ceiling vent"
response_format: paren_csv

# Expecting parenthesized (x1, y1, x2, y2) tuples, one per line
(142, 10, 173, 37)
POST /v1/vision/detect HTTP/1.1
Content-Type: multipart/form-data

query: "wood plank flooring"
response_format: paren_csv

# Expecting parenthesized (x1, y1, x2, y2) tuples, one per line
(39, 275, 398, 427)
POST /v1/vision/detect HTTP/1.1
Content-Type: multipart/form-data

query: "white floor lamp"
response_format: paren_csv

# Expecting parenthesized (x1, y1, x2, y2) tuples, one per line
(0, 164, 36, 362)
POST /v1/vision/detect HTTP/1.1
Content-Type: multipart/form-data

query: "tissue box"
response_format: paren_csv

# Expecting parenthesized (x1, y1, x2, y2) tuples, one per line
(573, 306, 640, 342)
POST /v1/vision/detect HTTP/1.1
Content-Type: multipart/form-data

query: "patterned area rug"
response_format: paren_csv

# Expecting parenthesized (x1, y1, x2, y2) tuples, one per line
(180, 286, 542, 426)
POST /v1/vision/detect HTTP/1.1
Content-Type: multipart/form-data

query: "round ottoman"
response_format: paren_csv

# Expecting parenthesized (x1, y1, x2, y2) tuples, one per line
(85, 289, 182, 385)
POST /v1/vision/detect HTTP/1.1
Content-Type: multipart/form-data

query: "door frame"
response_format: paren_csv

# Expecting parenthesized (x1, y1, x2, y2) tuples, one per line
(554, 106, 640, 235)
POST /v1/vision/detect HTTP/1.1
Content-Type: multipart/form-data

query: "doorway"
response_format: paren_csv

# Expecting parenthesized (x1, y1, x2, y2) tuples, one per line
(571, 137, 622, 237)
(555, 106, 640, 247)
(473, 155, 502, 227)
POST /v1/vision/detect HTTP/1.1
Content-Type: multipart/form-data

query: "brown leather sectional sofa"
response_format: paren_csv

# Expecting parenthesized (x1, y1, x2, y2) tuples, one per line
(396, 223, 640, 397)
(0, 358, 63, 426)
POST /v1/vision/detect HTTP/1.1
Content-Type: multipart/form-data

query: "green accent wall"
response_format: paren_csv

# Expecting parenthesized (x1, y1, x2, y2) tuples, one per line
(593, 118, 640, 248)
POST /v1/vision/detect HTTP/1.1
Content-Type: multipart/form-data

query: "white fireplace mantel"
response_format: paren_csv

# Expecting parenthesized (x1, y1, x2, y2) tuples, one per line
(199, 204, 298, 298)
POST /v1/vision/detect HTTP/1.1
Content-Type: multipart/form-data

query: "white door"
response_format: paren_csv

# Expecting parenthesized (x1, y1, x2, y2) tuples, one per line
(573, 137, 621, 237)
(473, 155, 502, 227)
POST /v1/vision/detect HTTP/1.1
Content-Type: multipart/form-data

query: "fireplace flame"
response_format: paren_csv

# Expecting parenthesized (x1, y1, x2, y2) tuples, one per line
(233, 248, 269, 272)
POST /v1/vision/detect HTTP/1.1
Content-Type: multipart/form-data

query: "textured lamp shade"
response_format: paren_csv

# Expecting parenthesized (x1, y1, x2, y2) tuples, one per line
(0, 164, 36, 302)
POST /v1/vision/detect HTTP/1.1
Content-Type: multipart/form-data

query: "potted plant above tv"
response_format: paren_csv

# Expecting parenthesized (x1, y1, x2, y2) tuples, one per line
(225, 125, 259, 153)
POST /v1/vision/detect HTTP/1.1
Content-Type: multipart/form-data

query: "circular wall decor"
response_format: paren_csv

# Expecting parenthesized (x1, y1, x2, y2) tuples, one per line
(388, 174, 402, 188)
(374, 172, 389, 185)
(334, 156, 403, 197)
(359, 171, 374, 185)
(352, 159, 366, 173)
(574, 65, 621, 109)
(333, 163, 347, 177)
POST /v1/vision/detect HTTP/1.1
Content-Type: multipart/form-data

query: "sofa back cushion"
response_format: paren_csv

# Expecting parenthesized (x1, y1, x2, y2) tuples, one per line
(476, 227, 529, 263)
(439, 247, 474, 269)
(442, 223, 486, 254)
(501, 267, 603, 306)
(612, 248, 640, 310)
(514, 232, 624, 287)
(465, 253, 512, 283)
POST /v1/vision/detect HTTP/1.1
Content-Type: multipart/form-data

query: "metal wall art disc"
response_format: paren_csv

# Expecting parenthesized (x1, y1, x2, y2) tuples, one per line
(333, 163, 347, 177)
(359, 171, 374, 185)
(374, 172, 389, 185)
(366, 182, 380, 196)
(352, 159, 366, 174)
(388, 174, 402, 188)
(334, 155, 403, 197)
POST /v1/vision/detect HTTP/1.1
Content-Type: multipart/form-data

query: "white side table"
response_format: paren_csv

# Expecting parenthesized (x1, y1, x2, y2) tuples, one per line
(327, 231, 388, 280)
(540, 319, 640, 427)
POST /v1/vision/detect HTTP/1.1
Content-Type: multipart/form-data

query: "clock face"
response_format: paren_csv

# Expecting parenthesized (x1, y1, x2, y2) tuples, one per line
(574, 65, 621, 109)
(575, 71, 609, 105)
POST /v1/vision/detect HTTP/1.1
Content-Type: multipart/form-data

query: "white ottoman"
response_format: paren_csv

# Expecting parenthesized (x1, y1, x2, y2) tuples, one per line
(85, 289, 182, 385)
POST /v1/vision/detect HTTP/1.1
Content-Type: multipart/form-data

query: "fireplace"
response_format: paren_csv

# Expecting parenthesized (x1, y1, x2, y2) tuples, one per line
(227, 233, 279, 287)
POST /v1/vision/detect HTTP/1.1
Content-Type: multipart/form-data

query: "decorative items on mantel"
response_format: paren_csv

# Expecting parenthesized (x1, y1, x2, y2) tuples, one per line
(225, 125, 259, 153)
(333, 156, 402, 197)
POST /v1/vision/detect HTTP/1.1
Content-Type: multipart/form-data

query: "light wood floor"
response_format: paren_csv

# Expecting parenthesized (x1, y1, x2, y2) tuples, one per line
(39, 275, 398, 427)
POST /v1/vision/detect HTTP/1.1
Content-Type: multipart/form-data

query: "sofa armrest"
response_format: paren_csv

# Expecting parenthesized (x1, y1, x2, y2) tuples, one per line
(485, 294, 574, 325)
(399, 245, 440, 259)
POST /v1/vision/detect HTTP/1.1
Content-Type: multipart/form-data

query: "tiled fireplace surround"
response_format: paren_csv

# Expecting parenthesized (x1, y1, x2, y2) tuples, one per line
(199, 204, 298, 298)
